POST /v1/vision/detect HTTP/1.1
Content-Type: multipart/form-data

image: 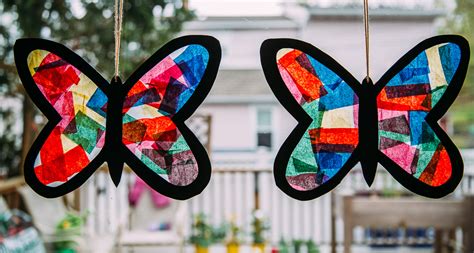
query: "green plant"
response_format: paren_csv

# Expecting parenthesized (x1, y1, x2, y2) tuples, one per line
(278, 237, 290, 253)
(292, 239, 304, 253)
(189, 213, 226, 248)
(306, 239, 320, 253)
(441, 0, 474, 148)
(226, 216, 241, 244)
(250, 209, 270, 244)
(54, 212, 88, 252)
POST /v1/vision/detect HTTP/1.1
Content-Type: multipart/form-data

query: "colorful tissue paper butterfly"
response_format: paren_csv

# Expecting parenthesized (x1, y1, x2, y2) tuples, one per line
(260, 35, 470, 200)
(14, 35, 221, 199)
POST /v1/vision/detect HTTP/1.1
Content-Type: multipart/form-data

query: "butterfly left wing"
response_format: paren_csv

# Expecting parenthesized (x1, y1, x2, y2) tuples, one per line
(261, 39, 362, 200)
(121, 36, 221, 200)
(376, 35, 470, 198)
(14, 39, 109, 198)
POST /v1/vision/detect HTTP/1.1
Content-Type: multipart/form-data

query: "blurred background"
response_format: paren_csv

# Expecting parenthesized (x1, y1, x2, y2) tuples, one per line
(0, 0, 473, 252)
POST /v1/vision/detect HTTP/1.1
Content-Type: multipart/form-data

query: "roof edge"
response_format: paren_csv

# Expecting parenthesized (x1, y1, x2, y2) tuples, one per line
(309, 7, 445, 20)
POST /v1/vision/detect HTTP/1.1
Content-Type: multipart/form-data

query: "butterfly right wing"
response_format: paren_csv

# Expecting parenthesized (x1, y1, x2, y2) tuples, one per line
(121, 36, 220, 200)
(261, 39, 362, 200)
(375, 35, 469, 198)
(14, 39, 109, 198)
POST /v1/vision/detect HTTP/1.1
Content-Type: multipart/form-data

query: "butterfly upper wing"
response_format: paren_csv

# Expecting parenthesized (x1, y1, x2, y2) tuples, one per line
(122, 36, 221, 200)
(261, 39, 362, 200)
(376, 35, 469, 198)
(14, 39, 110, 198)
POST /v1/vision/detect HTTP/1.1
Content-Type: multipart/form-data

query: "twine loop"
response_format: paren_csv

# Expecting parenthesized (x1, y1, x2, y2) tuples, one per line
(363, 0, 370, 82)
(114, 0, 124, 80)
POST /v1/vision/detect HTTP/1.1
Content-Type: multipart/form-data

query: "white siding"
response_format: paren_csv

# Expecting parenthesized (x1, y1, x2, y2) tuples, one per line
(184, 11, 440, 162)
(181, 29, 300, 69)
(195, 105, 257, 150)
(302, 20, 437, 81)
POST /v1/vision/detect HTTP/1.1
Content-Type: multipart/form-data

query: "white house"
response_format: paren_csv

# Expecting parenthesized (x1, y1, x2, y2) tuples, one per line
(181, 0, 445, 167)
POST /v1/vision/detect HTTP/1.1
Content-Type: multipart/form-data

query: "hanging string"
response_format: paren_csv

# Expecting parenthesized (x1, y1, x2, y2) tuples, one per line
(363, 0, 370, 82)
(114, 0, 124, 79)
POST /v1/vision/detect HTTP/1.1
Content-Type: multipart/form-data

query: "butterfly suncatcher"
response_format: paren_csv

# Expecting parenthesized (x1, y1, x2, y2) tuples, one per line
(15, 35, 221, 199)
(261, 35, 470, 200)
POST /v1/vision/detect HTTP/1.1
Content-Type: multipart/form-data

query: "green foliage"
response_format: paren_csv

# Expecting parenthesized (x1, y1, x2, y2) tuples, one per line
(292, 239, 304, 253)
(306, 239, 320, 253)
(442, 0, 474, 147)
(189, 213, 226, 248)
(278, 238, 290, 253)
(54, 212, 88, 251)
(250, 209, 270, 244)
(0, 1, 194, 174)
(0, 105, 20, 177)
(225, 216, 242, 244)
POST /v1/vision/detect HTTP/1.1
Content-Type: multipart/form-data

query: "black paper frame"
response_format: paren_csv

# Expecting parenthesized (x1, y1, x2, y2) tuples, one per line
(14, 35, 221, 199)
(260, 35, 469, 200)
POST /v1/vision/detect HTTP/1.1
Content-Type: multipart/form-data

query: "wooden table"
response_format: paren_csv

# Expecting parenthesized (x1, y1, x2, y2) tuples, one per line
(342, 195, 474, 253)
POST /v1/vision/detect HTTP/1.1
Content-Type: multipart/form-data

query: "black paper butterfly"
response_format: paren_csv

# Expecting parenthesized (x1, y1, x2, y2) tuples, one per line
(15, 35, 221, 199)
(260, 35, 469, 200)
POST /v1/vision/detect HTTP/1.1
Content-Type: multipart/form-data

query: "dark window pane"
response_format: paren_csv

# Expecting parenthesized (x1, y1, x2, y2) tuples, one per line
(257, 133, 272, 148)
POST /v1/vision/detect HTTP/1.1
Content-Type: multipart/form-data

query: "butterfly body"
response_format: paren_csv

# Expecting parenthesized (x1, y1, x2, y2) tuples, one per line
(102, 77, 125, 186)
(261, 35, 469, 200)
(357, 78, 379, 186)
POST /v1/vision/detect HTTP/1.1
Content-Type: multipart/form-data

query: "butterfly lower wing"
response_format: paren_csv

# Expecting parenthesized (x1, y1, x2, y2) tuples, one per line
(261, 39, 361, 200)
(376, 35, 469, 198)
(122, 36, 221, 200)
(14, 39, 109, 198)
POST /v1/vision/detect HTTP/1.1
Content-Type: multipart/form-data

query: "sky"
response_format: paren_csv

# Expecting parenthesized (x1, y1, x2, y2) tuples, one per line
(189, 0, 287, 17)
(188, 0, 451, 17)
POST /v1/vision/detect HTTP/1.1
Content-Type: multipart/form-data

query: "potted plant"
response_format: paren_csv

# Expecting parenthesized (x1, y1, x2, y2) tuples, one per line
(251, 210, 270, 253)
(190, 213, 226, 253)
(226, 216, 241, 253)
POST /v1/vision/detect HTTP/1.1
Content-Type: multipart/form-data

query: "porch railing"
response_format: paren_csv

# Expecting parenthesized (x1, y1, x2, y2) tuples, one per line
(79, 161, 474, 245)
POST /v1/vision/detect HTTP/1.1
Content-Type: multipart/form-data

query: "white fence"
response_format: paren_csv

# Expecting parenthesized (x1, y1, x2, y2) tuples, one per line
(80, 149, 474, 245)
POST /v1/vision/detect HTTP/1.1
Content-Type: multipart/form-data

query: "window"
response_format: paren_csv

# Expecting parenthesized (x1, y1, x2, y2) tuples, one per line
(256, 108, 272, 149)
